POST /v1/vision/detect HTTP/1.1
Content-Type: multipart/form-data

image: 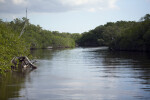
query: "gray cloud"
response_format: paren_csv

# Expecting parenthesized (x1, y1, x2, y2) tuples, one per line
(29, 0, 73, 13)
(0, 0, 27, 13)
(0, 0, 118, 14)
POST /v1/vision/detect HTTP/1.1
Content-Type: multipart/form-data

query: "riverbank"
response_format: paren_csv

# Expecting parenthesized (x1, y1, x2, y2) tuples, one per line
(0, 18, 79, 75)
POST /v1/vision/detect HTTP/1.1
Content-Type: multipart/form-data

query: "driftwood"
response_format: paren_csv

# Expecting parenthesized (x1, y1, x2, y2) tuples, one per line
(11, 56, 37, 72)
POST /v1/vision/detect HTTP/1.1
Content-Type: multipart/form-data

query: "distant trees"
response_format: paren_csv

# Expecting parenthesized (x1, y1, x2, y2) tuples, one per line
(8, 18, 77, 49)
(78, 21, 135, 47)
(140, 14, 150, 21)
(78, 14, 150, 52)
(110, 14, 150, 51)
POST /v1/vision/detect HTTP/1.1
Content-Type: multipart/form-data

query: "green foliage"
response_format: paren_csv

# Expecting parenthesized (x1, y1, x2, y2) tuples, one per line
(0, 22, 30, 75)
(109, 14, 150, 51)
(78, 21, 135, 47)
(78, 14, 150, 52)
(97, 39, 105, 46)
(70, 33, 81, 44)
(52, 36, 75, 48)
(8, 18, 78, 49)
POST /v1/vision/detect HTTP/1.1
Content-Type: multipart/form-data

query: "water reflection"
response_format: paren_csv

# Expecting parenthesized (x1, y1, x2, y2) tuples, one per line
(0, 47, 150, 100)
(102, 51, 150, 79)
(0, 72, 26, 100)
(30, 49, 55, 59)
(96, 50, 150, 98)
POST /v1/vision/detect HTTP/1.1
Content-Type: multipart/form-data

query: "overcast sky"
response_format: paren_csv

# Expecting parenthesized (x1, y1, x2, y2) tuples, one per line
(0, 0, 150, 33)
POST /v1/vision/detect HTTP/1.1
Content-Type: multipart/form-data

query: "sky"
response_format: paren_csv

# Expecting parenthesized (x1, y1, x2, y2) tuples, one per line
(0, 0, 150, 33)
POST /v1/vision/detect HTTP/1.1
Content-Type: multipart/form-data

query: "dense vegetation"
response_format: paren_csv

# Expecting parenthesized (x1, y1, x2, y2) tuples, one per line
(78, 21, 136, 46)
(0, 18, 80, 75)
(78, 14, 150, 52)
(110, 14, 150, 51)
(0, 20, 30, 75)
(9, 18, 80, 49)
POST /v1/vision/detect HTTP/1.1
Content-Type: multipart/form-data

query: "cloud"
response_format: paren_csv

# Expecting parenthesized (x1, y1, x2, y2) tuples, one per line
(108, 0, 118, 9)
(0, 0, 28, 14)
(0, 0, 5, 3)
(0, 0, 118, 14)
(59, 0, 118, 12)
(12, 0, 27, 5)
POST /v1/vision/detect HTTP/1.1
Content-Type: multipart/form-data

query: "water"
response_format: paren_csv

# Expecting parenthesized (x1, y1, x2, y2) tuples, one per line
(0, 47, 150, 100)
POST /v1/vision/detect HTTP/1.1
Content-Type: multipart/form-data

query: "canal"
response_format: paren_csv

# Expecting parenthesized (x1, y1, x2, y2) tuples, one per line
(0, 47, 150, 100)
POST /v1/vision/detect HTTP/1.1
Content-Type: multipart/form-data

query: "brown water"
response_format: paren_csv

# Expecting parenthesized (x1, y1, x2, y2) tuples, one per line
(0, 47, 150, 100)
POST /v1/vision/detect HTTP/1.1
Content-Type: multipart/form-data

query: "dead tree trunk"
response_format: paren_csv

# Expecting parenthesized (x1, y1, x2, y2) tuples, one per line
(11, 56, 37, 72)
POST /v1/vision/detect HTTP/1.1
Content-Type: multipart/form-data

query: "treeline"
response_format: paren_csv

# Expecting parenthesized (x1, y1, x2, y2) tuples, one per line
(9, 18, 81, 49)
(110, 14, 150, 51)
(78, 14, 150, 52)
(78, 21, 136, 46)
(0, 18, 80, 74)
